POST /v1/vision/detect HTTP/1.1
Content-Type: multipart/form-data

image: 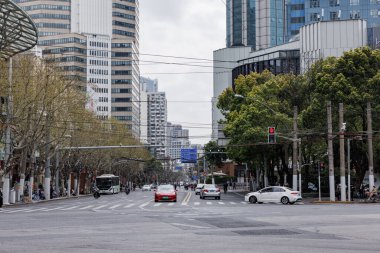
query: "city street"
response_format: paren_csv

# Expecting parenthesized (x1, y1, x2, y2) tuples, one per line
(1, 189, 380, 252)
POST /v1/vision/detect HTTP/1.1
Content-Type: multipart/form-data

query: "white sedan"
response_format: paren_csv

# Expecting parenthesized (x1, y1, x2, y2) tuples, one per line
(244, 186, 302, 205)
(142, 185, 151, 191)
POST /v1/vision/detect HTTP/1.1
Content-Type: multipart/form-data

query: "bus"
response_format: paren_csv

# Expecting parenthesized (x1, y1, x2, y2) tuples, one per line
(96, 174, 120, 194)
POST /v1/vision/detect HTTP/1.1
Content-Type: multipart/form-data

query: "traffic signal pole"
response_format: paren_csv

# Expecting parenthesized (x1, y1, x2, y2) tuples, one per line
(292, 106, 298, 191)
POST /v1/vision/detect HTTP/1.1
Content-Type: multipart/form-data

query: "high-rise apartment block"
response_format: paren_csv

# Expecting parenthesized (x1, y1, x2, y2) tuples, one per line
(15, 0, 140, 136)
(147, 92, 167, 159)
(166, 123, 190, 160)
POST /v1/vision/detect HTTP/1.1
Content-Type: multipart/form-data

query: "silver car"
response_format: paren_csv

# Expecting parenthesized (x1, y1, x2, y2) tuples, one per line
(200, 184, 221, 200)
(195, 184, 204, 195)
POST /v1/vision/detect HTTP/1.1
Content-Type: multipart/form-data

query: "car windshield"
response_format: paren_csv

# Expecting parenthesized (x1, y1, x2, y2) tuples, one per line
(204, 184, 216, 189)
(157, 185, 174, 192)
(196, 184, 204, 188)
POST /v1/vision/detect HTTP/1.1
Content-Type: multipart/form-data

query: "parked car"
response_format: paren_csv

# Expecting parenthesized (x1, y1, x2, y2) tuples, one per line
(195, 184, 204, 195)
(154, 184, 177, 202)
(142, 185, 151, 191)
(244, 186, 302, 205)
(200, 184, 221, 200)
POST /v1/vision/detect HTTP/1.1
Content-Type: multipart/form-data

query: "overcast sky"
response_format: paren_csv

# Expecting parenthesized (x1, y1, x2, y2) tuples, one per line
(139, 0, 226, 145)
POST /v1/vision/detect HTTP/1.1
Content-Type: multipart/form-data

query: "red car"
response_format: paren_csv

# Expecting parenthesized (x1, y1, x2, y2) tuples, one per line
(155, 185, 177, 202)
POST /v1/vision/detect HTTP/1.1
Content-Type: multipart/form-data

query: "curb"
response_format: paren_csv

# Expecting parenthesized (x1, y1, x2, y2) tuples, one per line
(311, 200, 379, 204)
(3, 194, 91, 208)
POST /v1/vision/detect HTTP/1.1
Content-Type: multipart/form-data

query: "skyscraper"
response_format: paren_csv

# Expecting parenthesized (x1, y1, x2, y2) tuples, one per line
(226, 0, 287, 50)
(15, 0, 140, 136)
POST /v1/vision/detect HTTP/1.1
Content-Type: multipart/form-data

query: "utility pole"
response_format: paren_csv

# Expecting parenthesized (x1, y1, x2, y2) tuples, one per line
(298, 139, 302, 194)
(44, 112, 51, 200)
(347, 138, 351, 202)
(327, 101, 335, 201)
(292, 106, 298, 191)
(339, 103, 346, 201)
(2, 58, 13, 205)
(367, 102, 375, 190)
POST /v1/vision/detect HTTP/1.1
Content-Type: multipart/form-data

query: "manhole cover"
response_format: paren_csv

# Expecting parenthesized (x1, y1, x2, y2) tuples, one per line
(234, 229, 300, 236)
(195, 218, 275, 228)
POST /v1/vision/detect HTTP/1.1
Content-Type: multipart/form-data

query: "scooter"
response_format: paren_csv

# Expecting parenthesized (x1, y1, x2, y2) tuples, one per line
(125, 186, 130, 195)
(93, 187, 100, 199)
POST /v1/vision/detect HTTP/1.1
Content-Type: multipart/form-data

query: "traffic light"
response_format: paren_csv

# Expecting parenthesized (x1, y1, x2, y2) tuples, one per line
(268, 127, 276, 143)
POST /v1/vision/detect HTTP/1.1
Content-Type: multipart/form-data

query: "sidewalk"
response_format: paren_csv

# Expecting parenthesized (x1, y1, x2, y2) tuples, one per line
(3, 194, 91, 208)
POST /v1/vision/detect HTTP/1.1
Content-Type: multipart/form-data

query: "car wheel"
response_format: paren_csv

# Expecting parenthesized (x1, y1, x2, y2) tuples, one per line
(249, 196, 257, 204)
(155, 200, 158, 202)
(281, 196, 290, 205)
(218, 197, 221, 200)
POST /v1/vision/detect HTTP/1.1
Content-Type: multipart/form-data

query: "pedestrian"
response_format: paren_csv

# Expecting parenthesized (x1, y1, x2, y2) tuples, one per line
(0, 188, 3, 208)
(233, 182, 236, 190)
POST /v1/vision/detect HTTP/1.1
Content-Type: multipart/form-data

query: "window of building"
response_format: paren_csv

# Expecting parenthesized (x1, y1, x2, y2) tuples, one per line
(329, 0, 340, 6)
(310, 13, 320, 21)
(310, 0, 320, 8)
(350, 10, 361, 19)
(330, 11, 340, 20)
(351, 0, 360, 5)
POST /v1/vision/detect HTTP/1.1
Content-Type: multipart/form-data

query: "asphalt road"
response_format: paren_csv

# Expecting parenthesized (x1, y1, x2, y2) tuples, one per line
(1, 189, 380, 253)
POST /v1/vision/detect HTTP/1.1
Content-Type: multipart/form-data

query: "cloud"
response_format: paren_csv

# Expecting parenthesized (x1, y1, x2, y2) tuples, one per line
(140, 0, 226, 144)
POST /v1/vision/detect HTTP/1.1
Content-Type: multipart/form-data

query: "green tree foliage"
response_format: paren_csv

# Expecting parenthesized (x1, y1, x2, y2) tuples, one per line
(217, 47, 380, 189)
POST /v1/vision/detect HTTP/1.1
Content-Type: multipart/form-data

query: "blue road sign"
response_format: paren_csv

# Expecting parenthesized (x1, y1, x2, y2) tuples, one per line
(180, 148, 197, 163)
(175, 166, 183, 170)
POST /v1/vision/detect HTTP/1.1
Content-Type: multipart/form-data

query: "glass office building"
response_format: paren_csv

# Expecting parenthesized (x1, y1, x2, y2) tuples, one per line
(226, 0, 256, 48)
(288, 1, 380, 37)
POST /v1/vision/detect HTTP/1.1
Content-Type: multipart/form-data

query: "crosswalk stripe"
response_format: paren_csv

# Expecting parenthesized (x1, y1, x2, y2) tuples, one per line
(60, 205, 79, 210)
(168, 203, 174, 206)
(218, 202, 225, 205)
(79, 205, 94, 210)
(153, 203, 162, 207)
(41, 207, 66, 212)
(93, 205, 107, 210)
(124, 203, 135, 208)
(24, 208, 48, 213)
(230, 202, 236, 205)
(139, 202, 150, 208)
(109, 204, 121, 209)
(5, 209, 27, 213)
(194, 202, 200, 206)
(241, 201, 247, 204)
(206, 202, 212, 205)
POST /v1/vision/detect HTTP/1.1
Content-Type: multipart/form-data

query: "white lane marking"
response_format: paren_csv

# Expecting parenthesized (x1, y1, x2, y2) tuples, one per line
(230, 202, 236, 205)
(218, 202, 225, 205)
(194, 202, 200, 206)
(170, 223, 210, 229)
(41, 207, 66, 212)
(60, 205, 79, 210)
(153, 203, 162, 207)
(93, 205, 107, 210)
(206, 202, 212, 205)
(168, 203, 174, 206)
(24, 208, 48, 213)
(241, 201, 247, 204)
(124, 203, 135, 208)
(79, 205, 94, 210)
(109, 204, 121, 209)
(139, 201, 151, 208)
(181, 192, 191, 206)
(4, 209, 29, 213)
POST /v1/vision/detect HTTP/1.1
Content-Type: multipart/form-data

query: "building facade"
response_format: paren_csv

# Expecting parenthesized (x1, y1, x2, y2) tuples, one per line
(147, 92, 167, 159)
(166, 122, 190, 160)
(15, 0, 140, 136)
